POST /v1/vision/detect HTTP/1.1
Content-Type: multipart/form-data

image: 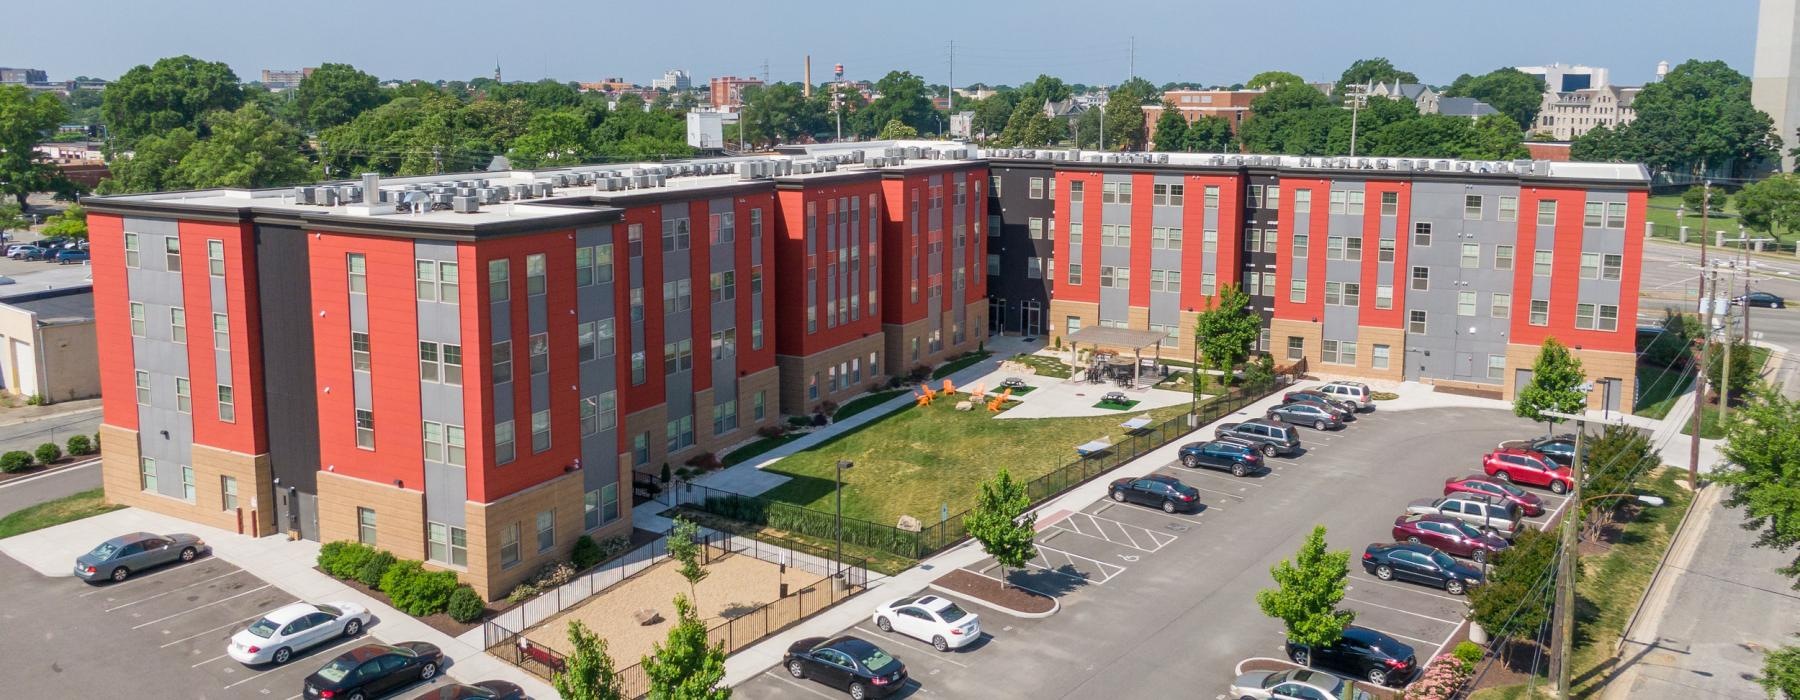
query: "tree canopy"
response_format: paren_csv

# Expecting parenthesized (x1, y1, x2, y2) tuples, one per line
(641, 594, 729, 700)
(1247, 71, 1307, 90)
(1570, 60, 1779, 175)
(858, 71, 938, 137)
(293, 63, 387, 131)
(1255, 525, 1353, 647)
(101, 55, 244, 146)
(1717, 382, 1800, 587)
(1514, 338, 1589, 427)
(966, 467, 1038, 587)
(1441, 68, 1546, 130)
(1195, 284, 1262, 386)
(1102, 77, 1157, 151)
(1151, 99, 1188, 150)
(1732, 175, 1800, 234)
(0, 85, 66, 207)
(553, 620, 625, 700)
(1338, 57, 1419, 91)
(173, 103, 313, 189)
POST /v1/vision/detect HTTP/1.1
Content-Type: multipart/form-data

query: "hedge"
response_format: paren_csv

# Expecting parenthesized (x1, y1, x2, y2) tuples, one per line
(65, 434, 94, 456)
(698, 494, 922, 558)
(35, 442, 61, 465)
(355, 550, 396, 589)
(0, 451, 33, 473)
(319, 542, 461, 617)
(318, 541, 377, 579)
(447, 585, 485, 623)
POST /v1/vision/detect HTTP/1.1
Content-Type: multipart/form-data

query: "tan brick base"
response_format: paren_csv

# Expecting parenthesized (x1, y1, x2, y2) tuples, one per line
(775, 334, 887, 415)
(882, 319, 929, 375)
(622, 403, 670, 479)
(317, 470, 426, 562)
(465, 470, 595, 601)
(1268, 318, 1323, 371)
(98, 424, 277, 537)
(1506, 343, 1638, 412)
(1048, 299, 1098, 350)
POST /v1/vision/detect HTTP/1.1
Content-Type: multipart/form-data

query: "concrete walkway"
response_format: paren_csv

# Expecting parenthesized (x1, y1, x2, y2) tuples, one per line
(0, 507, 558, 698)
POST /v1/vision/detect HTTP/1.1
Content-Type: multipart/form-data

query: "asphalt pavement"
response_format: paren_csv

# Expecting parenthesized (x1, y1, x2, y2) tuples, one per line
(0, 458, 100, 518)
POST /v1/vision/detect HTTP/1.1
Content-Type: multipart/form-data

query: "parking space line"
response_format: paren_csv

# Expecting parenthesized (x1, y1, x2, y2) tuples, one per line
(79, 564, 217, 597)
(1025, 543, 1123, 584)
(1050, 512, 1175, 552)
(1176, 481, 1247, 502)
(762, 671, 843, 700)
(132, 584, 272, 630)
(1343, 596, 1463, 625)
(190, 652, 231, 668)
(1175, 467, 1265, 487)
(851, 626, 970, 668)
(1359, 626, 1441, 649)
(1093, 500, 1210, 524)
(160, 608, 290, 648)
(220, 636, 362, 689)
(105, 568, 249, 611)
(1349, 575, 1471, 604)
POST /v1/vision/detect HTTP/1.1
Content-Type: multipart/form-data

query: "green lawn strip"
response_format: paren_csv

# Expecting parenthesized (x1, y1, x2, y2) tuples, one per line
(722, 433, 805, 467)
(1643, 193, 1756, 244)
(756, 399, 1189, 528)
(832, 390, 908, 422)
(666, 506, 915, 576)
(931, 351, 994, 379)
(1633, 361, 1692, 419)
(0, 488, 124, 539)
(1008, 353, 1073, 379)
(1679, 346, 1769, 438)
(1092, 400, 1140, 410)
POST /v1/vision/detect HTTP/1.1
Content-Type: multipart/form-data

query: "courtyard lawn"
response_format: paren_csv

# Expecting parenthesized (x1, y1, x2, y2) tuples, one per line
(1633, 361, 1693, 420)
(1008, 353, 1073, 379)
(757, 399, 1188, 527)
(833, 390, 908, 422)
(931, 351, 993, 379)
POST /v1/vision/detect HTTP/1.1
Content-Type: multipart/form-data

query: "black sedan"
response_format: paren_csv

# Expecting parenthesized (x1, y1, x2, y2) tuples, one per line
(1286, 625, 1417, 687)
(1266, 402, 1346, 430)
(1500, 433, 1578, 467)
(1177, 440, 1263, 476)
(304, 642, 443, 700)
(1734, 291, 1785, 308)
(1108, 474, 1201, 513)
(784, 636, 908, 699)
(410, 681, 524, 700)
(1362, 542, 1485, 595)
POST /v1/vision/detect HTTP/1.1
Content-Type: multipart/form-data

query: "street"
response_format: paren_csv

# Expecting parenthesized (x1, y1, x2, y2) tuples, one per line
(0, 458, 99, 518)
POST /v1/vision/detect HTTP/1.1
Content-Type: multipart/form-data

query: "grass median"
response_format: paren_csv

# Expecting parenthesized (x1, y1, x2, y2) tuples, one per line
(0, 488, 124, 539)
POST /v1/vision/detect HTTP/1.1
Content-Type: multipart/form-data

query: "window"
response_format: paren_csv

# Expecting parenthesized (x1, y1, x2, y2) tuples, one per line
(212, 313, 229, 349)
(630, 287, 644, 321)
(1606, 202, 1626, 229)
(1529, 299, 1549, 326)
(594, 244, 614, 284)
(1149, 269, 1181, 293)
(584, 489, 603, 530)
(355, 409, 374, 448)
(1533, 250, 1553, 277)
(1413, 222, 1432, 247)
(424, 422, 464, 466)
(1491, 293, 1512, 319)
(1488, 355, 1507, 380)
(1598, 303, 1618, 331)
(1584, 201, 1604, 228)
(536, 509, 556, 553)
(1152, 226, 1183, 249)
(492, 340, 513, 383)
(1068, 180, 1082, 202)
(1457, 291, 1477, 316)
(1263, 229, 1278, 253)
(529, 333, 548, 375)
(1602, 254, 1622, 281)
(1326, 236, 1362, 261)
(416, 260, 459, 303)
(1495, 245, 1514, 270)
(574, 246, 596, 287)
(1321, 340, 1357, 365)
(181, 466, 196, 501)
(662, 217, 691, 251)
(1201, 272, 1217, 296)
(1325, 281, 1360, 307)
(666, 415, 695, 452)
(139, 457, 157, 491)
(1380, 191, 1398, 216)
(500, 523, 520, 568)
(1247, 185, 1264, 208)
(526, 254, 546, 296)
(709, 328, 736, 360)
(1029, 177, 1045, 199)
(663, 279, 692, 313)
(709, 212, 735, 245)
(1245, 271, 1261, 297)
(712, 398, 738, 435)
(495, 420, 515, 465)
(1461, 243, 1481, 269)
(1375, 285, 1393, 309)
(487, 259, 508, 301)
(169, 307, 186, 343)
(1498, 196, 1518, 222)
(165, 237, 182, 271)
(1287, 336, 1305, 360)
(663, 338, 693, 373)
(1372, 344, 1391, 370)
(175, 377, 191, 413)
(1153, 183, 1184, 206)
(1329, 190, 1346, 214)
(356, 507, 378, 547)
(1202, 228, 1217, 253)
(129, 302, 145, 337)
(1464, 194, 1484, 220)
(220, 475, 240, 511)
(1289, 278, 1307, 302)
(1346, 191, 1364, 215)
(752, 319, 764, 350)
(532, 409, 551, 453)
(631, 351, 647, 385)
(1575, 303, 1619, 331)
(124, 233, 140, 268)
(207, 241, 225, 277)
(1378, 239, 1395, 263)
(420, 341, 463, 384)
(1294, 189, 1311, 214)
(1537, 200, 1558, 227)
(427, 522, 467, 567)
(1246, 229, 1263, 252)
(1580, 252, 1601, 279)
(217, 385, 235, 423)
(1028, 217, 1044, 239)
(628, 223, 644, 258)
(1409, 310, 1428, 334)
(1292, 233, 1309, 258)
(1410, 266, 1429, 291)
(351, 332, 371, 372)
(136, 370, 150, 405)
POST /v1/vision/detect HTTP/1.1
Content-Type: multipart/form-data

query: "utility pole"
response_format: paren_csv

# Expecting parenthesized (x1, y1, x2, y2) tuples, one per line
(1721, 261, 1737, 426)
(1687, 180, 1711, 488)
(1345, 82, 1371, 157)
(946, 40, 954, 138)
(762, 58, 770, 86)
(1541, 407, 1626, 699)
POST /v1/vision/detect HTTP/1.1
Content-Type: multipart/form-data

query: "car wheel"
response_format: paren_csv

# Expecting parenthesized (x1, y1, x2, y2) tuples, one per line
(1367, 667, 1390, 686)
(1111, 490, 1126, 503)
(1261, 445, 1277, 458)
(876, 616, 893, 632)
(1474, 549, 1488, 564)
(343, 619, 362, 637)
(1375, 565, 1394, 580)
(179, 547, 197, 562)
(1407, 536, 1421, 544)
(1314, 420, 1327, 431)
(1182, 455, 1198, 468)
(849, 682, 867, 700)
(273, 647, 291, 664)
(1161, 500, 1177, 513)
(1494, 471, 1513, 483)
(421, 662, 438, 680)
(1447, 580, 1467, 595)
(1267, 413, 1283, 422)
(788, 660, 806, 678)
(1289, 648, 1310, 666)
(110, 567, 129, 582)
(1231, 464, 1247, 477)
(1551, 479, 1568, 495)
(347, 693, 365, 700)
(933, 635, 949, 652)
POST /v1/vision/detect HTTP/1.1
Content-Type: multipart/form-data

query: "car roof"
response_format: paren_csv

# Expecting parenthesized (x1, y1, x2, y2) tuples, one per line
(1445, 492, 1499, 504)
(337, 643, 401, 664)
(1206, 439, 1252, 451)
(1343, 625, 1406, 650)
(1241, 418, 1282, 428)
(1325, 381, 1369, 389)
(1290, 669, 1340, 688)
(258, 602, 324, 625)
(105, 532, 162, 545)
(821, 636, 878, 655)
(1494, 446, 1547, 458)
(913, 595, 958, 613)
(1141, 474, 1183, 485)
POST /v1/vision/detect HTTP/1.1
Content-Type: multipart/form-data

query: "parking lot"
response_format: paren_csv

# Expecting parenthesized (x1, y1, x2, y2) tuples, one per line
(735, 398, 1563, 699)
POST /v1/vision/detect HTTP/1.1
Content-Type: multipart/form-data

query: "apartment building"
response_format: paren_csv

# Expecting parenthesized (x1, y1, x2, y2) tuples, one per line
(84, 142, 984, 599)
(1142, 89, 1261, 148)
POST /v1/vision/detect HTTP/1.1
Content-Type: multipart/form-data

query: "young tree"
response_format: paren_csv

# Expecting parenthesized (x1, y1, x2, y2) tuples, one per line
(1513, 338, 1588, 431)
(1255, 525, 1354, 647)
(667, 516, 709, 603)
(641, 594, 729, 700)
(1579, 425, 1656, 536)
(1706, 340, 1756, 406)
(553, 620, 625, 700)
(1194, 284, 1261, 387)
(1682, 184, 1729, 215)
(1468, 528, 1558, 637)
(1716, 383, 1800, 586)
(876, 118, 919, 140)
(39, 203, 87, 239)
(965, 467, 1038, 588)
(999, 105, 1060, 148)
(1152, 99, 1188, 151)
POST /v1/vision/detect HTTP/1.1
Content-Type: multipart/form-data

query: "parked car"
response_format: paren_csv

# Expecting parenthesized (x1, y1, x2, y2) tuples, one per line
(1266, 402, 1345, 431)
(1283, 389, 1359, 418)
(1316, 380, 1375, 411)
(1216, 419, 1303, 457)
(1108, 474, 1201, 513)
(228, 601, 373, 665)
(783, 636, 908, 699)
(1406, 494, 1523, 539)
(409, 681, 525, 700)
(8, 245, 44, 260)
(1285, 625, 1417, 687)
(1483, 447, 1573, 494)
(1393, 513, 1511, 563)
(1362, 542, 1486, 595)
(1228, 668, 1374, 700)
(53, 249, 89, 264)
(1498, 434, 1578, 467)
(1444, 474, 1546, 516)
(1733, 291, 1786, 308)
(3, 244, 32, 257)
(1177, 439, 1264, 477)
(74, 531, 208, 582)
(302, 642, 443, 700)
(872, 595, 980, 651)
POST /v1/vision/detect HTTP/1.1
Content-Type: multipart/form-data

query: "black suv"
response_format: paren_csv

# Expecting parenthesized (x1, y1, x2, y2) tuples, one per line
(1176, 440, 1263, 476)
(1500, 433, 1578, 467)
(1285, 625, 1417, 687)
(1215, 419, 1302, 457)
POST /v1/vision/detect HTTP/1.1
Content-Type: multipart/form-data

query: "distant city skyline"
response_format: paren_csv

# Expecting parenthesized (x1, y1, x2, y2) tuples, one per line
(2, 0, 1758, 88)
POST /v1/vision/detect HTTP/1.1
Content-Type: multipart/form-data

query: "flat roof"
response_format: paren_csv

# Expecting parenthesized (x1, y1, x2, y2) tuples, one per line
(0, 286, 94, 323)
(981, 147, 1651, 185)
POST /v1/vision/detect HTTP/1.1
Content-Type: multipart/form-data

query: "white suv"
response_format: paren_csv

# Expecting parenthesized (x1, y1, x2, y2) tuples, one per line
(1317, 381, 1373, 411)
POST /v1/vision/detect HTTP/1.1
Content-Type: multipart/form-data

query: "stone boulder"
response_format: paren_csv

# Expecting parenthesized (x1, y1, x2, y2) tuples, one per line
(633, 608, 663, 626)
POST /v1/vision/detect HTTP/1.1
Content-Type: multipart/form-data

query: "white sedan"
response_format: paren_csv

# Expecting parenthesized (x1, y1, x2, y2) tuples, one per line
(871, 594, 980, 651)
(227, 601, 371, 665)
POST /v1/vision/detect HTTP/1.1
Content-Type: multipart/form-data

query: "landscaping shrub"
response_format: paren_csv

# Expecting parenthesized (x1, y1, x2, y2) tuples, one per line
(530, 561, 577, 589)
(387, 567, 459, 616)
(0, 450, 34, 473)
(378, 559, 425, 594)
(1402, 653, 1473, 700)
(818, 400, 840, 416)
(685, 452, 722, 471)
(756, 425, 786, 439)
(786, 415, 810, 428)
(35, 442, 61, 465)
(92, 432, 100, 449)
(26, 394, 43, 406)
(319, 541, 376, 579)
(659, 462, 672, 484)
(355, 550, 396, 589)
(65, 434, 94, 456)
(571, 535, 604, 570)
(1372, 391, 1400, 401)
(1452, 641, 1484, 669)
(505, 582, 540, 604)
(447, 585, 485, 623)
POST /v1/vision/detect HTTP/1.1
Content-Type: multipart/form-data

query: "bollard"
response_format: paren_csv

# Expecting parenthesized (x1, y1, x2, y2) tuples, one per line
(1755, 240, 1765, 253)
(235, 507, 244, 534)
(1717, 230, 1725, 247)
(1680, 225, 1689, 243)
(1645, 221, 1654, 239)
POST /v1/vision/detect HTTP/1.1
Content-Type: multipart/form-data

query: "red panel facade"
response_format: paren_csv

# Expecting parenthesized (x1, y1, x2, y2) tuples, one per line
(1275, 178, 1330, 322)
(1056, 171, 1105, 306)
(1362, 181, 1410, 329)
(773, 178, 884, 358)
(309, 232, 424, 489)
(90, 213, 138, 431)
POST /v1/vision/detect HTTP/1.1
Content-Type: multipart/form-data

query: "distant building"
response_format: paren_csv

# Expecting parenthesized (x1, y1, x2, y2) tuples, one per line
(1755, 0, 1800, 170)
(1516, 63, 1610, 92)
(0, 286, 98, 405)
(709, 75, 764, 109)
(579, 77, 634, 93)
(1436, 97, 1499, 119)
(652, 69, 691, 92)
(1533, 85, 1641, 140)
(686, 110, 734, 149)
(1368, 82, 1436, 105)
(261, 68, 313, 91)
(0, 67, 48, 85)
(1143, 89, 1262, 146)
(950, 110, 976, 139)
(1043, 97, 1087, 119)
(1525, 141, 1574, 162)
(1364, 82, 1496, 119)
(34, 141, 104, 165)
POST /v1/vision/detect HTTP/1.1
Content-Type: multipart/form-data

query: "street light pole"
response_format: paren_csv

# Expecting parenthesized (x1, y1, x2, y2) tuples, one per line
(834, 460, 854, 579)
(1688, 181, 1712, 488)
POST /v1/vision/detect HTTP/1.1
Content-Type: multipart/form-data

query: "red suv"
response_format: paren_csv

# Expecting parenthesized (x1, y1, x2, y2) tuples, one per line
(1482, 447, 1572, 494)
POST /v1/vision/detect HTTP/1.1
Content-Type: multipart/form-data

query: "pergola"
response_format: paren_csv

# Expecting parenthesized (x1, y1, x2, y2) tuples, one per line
(1064, 326, 1170, 387)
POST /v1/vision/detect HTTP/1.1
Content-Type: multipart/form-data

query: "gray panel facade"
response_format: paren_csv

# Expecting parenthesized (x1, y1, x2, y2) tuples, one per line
(1405, 181, 1521, 384)
(124, 217, 194, 500)
(414, 240, 466, 527)
(576, 224, 621, 496)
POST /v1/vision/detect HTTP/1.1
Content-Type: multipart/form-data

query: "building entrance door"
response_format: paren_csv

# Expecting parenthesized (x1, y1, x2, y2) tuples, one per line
(1022, 300, 1042, 336)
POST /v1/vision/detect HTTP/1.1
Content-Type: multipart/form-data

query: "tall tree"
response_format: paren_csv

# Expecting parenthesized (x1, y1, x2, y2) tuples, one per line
(667, 516, 709, 604)
(1070, 107, 1101, 149)
(1013, 75, 1072, 115)
(553, 620, 625, 700)
(966, 467, 1038, 588)
(1338, 58, 1419, 92)
(1716, 382, 1800, 587)
(1706, 340, 1756, 406)
(877, 118, 919, 140)
(1440, 68, 1547, 130)
(96, 128, 197, 194)
(1255, 525, 1354, 648)
(858, 71, 937, 137)
(1151, 99, 1188, 150)
(0, 203, 28, 237)
(508, 108, 595, 168)
(970, 90, 1018, 139)
(1571, 60, 1779, 176)
(739, 83, 826, 146)
(1462, 113, 1531, 160)
(1184, 114, 1236, 153)
(1513, 337, 1588, 431)
(0, 85, 67, 208)
(174, 104, 312, 189)
(101, 55, 244, 146)
(1247, 71, 1307, 90)
(1102, 77, 1156, 151)
(293, 63, 387, 131)
(1732, 174, 1800, 235)
(39, 202, 87, 239)
(1467, 528, 1558, 637)
(640, 594, 729, 700)
(1194, 284, 1261, 386)
(1000, 104, 1061, 148)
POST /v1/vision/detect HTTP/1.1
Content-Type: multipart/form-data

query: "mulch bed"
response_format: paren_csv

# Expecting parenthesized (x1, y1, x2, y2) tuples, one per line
(1238, 658, 1403, 699)
(315, 567, 484, 638)
(0, 454, 100, 484)
(930, 569, 1055, 614)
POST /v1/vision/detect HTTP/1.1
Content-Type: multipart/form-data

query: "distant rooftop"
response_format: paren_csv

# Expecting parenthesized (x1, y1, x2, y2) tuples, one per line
(0, 286, 94, 324)
(980, 147, 1650, 184)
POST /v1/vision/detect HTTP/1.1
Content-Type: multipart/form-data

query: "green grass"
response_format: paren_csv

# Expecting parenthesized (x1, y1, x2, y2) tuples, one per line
(1680, 346, 1770, 438)
(0, 488, 124, 539)
(1093, 399, 1140, 410)
(833, 390, 907, 422)
(668, 506, 916, 576)
(931, 351, 994, 379)
(1644, 193, 1750, 243)
(722, 433, 805, 467)
(756, 398, 1188, 527)
(1008, 353, 1072, 379)
(1633, 361, 1693, 419)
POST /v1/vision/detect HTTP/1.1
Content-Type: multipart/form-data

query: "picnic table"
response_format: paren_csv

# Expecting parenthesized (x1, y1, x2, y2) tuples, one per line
(1120, 417, 1152, 432)
(1001, 376, 1027, 389)
(1075, 437, 1113, 457)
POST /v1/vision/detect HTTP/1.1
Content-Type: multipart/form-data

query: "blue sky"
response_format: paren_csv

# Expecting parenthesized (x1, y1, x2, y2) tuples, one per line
(2, 0, 1760, 87)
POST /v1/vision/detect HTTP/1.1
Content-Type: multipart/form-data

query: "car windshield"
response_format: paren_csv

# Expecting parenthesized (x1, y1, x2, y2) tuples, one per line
(87, 542, 119, 559)
(315, 604, 342, 617)
(1429, 550, 1457, 569)
(1452, 521, 1485, 538)
(314, 656, 359, 682)
(246, 618, 279, 638)
(858, 648, 899, 673)
(937, 604, 969, 623)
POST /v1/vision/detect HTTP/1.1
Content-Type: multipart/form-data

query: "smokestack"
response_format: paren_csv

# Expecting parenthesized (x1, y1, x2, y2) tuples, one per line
(804, 55, 812, 97)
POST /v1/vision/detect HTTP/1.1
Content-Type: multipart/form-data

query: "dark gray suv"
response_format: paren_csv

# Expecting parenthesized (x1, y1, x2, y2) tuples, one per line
(1215, 419, 1302, 457)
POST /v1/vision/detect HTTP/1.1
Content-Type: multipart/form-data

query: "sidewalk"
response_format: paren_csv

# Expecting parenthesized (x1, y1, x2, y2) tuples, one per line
(0, 507, 558, 698)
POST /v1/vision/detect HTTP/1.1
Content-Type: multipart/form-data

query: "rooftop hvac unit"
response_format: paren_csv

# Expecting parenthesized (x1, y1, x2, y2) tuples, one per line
(478, 188, 502, 205)
(904, 146, 920, 158)
(1156, 154, 1169, 164)
(295, 186, 316, 204)
(739, 166, 757, 182)
(430, 192, 453, 208)
(452, 196, 480, 213)
(652, 173, 667, 186)
(320, 189, 341, 206)
(869, 157, 885, 167)
(1455, 161, 1472, 172)
(635, 175, 651, 189)
(455, 187, 475, 197)
(851, 150, 865, 163)
(509, 184, 530, 199)
(338, 185, 361, 203)
(598, 178, 616, 190)
(1376, 159, 1390, 170)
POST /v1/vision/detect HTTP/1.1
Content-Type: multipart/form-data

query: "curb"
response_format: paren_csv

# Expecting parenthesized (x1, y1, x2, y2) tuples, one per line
(927, 580, 1060, 619)
(0, 405, 102, 429)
